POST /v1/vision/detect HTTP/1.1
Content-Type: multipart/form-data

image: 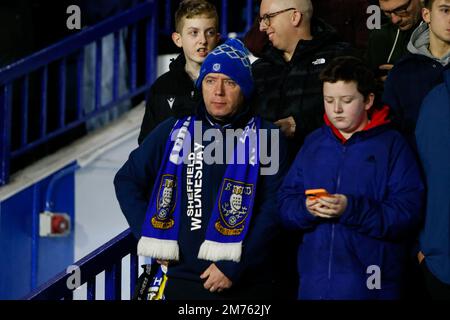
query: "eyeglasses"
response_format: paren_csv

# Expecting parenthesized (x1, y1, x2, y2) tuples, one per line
(258, 8, 296, 26)
(382, 0, 412, 17)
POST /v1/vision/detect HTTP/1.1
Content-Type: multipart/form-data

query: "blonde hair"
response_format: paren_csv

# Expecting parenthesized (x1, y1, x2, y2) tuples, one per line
(175, 0, 219, 33)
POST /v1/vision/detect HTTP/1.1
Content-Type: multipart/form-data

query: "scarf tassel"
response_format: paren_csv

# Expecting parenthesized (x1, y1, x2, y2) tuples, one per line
(198, 240, 242, 262)
(137, 236, 179, 261)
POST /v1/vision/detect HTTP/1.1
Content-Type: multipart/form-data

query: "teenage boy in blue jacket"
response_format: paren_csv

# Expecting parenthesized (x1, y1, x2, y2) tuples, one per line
(278, 56, 424, 299)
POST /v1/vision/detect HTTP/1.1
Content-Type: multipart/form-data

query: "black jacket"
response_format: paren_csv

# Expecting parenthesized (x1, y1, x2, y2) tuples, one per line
(138, 54, 201, 144)
(252, 18, 353, 158)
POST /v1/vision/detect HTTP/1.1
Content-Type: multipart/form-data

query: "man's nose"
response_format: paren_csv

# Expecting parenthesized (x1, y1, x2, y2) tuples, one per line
(391, 14, 401, 25)
(214, 81, 224, 95)
(259, 20, 267, 32)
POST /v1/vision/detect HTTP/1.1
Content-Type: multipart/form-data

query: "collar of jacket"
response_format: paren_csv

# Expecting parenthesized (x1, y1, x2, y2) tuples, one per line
(323, 105, 391, 144)
(261, 18, 339, 65)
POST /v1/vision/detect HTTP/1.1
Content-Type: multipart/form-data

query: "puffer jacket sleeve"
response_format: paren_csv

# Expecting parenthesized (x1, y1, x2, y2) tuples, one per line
(277, 144, 321, 230)
(114, 119, 175, 238)
(339, 135, 425, 240)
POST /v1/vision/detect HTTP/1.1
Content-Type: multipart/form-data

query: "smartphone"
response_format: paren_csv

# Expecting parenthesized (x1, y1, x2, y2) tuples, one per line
(305, 188, 330, 200)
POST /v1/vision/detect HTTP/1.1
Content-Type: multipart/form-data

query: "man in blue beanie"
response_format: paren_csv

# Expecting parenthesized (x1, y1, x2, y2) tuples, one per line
(114, 39, 289, 300)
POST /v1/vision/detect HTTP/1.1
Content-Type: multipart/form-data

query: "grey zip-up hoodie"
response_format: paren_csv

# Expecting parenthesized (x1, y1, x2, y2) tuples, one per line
(407, 23, 450, 66)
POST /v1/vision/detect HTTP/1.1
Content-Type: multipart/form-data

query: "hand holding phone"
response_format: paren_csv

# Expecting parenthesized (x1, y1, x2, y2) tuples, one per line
(305, 188, 331, 200)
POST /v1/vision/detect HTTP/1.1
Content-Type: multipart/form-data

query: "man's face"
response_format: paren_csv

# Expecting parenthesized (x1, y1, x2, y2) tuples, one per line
(259, 0, 295, 51)
(323, 81, 373, 139)
(172, 16, 220, 66)
(380, 0, 422, 30)
(423, 0, 450, 45)
(202, 73, 245, 121)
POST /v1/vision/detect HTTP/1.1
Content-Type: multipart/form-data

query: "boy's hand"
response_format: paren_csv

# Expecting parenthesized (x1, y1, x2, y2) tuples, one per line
(200, 263, 232, 293)
(306, 194, 347, 218)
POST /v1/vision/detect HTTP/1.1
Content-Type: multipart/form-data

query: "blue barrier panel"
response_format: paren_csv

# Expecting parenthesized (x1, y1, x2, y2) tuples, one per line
(23, 229, 137, 300)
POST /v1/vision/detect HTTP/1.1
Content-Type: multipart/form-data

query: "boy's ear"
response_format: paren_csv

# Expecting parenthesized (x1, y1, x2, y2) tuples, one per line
(422, 7, 431, 24)
(364, 93, 375, 111)
(172, 32, 183, 48)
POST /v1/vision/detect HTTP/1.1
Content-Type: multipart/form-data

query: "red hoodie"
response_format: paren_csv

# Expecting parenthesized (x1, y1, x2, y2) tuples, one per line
(323, 105, 391, 144)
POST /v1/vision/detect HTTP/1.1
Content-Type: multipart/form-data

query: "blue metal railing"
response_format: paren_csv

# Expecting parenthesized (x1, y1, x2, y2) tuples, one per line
(2, 0, 257, 300)
(0, 0, 158, 186)
(24, 229, 138, 300)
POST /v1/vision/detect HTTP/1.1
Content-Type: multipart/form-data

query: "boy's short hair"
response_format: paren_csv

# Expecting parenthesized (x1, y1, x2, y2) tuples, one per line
(175, 0, 219, 33)
(422, 0, 434, 9)
(319, 56, 376, 100)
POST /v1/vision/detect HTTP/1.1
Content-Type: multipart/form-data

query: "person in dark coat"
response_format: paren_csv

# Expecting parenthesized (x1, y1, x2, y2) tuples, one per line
(253, 0, 353, 161)
(382, 0, 450, 148)
(415, 68, 450, 300)
(115, 39, 289, 300)
(366, 0, 423, 81)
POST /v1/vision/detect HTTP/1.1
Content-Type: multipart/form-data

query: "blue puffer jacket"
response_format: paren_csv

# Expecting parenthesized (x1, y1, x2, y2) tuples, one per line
(415, 69, 450, 285)
(278, 108, 425, 299)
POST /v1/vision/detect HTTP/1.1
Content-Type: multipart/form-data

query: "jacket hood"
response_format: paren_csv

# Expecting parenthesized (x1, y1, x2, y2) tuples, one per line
(408, 23, 450, 66)
(169, 53, 187, 73)
(324, 105, 391, 143)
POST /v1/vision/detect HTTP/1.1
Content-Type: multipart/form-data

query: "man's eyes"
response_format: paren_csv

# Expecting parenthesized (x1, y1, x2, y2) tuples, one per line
(224, 80, 236, 87)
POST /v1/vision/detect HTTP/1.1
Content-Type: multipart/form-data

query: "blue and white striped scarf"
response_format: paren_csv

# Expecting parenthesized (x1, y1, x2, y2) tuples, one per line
(137, 115, 260, 262)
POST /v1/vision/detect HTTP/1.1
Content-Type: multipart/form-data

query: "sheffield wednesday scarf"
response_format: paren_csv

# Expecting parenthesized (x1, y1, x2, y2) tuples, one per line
(137, 115, 260, 262)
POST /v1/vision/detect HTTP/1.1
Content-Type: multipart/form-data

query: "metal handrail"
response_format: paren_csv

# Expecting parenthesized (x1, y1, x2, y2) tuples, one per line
(23, 229, 138, 300)
(0, 0, 158, 186)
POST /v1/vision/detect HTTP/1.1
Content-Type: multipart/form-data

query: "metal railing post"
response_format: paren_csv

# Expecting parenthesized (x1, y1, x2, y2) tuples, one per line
(0, 84, 12, 186)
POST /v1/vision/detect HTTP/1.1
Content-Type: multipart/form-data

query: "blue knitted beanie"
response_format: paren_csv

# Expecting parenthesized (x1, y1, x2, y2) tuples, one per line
(196, 38, 254, 99)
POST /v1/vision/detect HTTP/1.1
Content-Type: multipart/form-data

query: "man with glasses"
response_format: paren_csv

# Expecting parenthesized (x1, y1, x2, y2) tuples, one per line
(367, 0, 422, 81)
(383, 0, 450, 146)
(251, 0, 351, 300)
(252, 0, 351, 159)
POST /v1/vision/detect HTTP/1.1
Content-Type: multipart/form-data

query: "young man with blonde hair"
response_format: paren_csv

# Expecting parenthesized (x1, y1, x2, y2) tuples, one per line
(138, 0, 220, 144)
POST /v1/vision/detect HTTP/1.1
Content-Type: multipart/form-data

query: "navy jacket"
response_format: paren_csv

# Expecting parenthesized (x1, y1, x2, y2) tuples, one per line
(415, 69, 450, 285)
(114, 105, 289, 290)
(383, 54, 449, 148)
(278, 112, 424, 299)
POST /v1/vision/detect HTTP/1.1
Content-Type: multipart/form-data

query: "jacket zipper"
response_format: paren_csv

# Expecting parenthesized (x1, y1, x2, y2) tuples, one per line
(328, 145, 347, 281)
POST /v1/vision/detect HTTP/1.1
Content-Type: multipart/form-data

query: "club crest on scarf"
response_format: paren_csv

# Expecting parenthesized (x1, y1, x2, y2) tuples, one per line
(151, 175, 177, 230)
(216, 179, 254, 236)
